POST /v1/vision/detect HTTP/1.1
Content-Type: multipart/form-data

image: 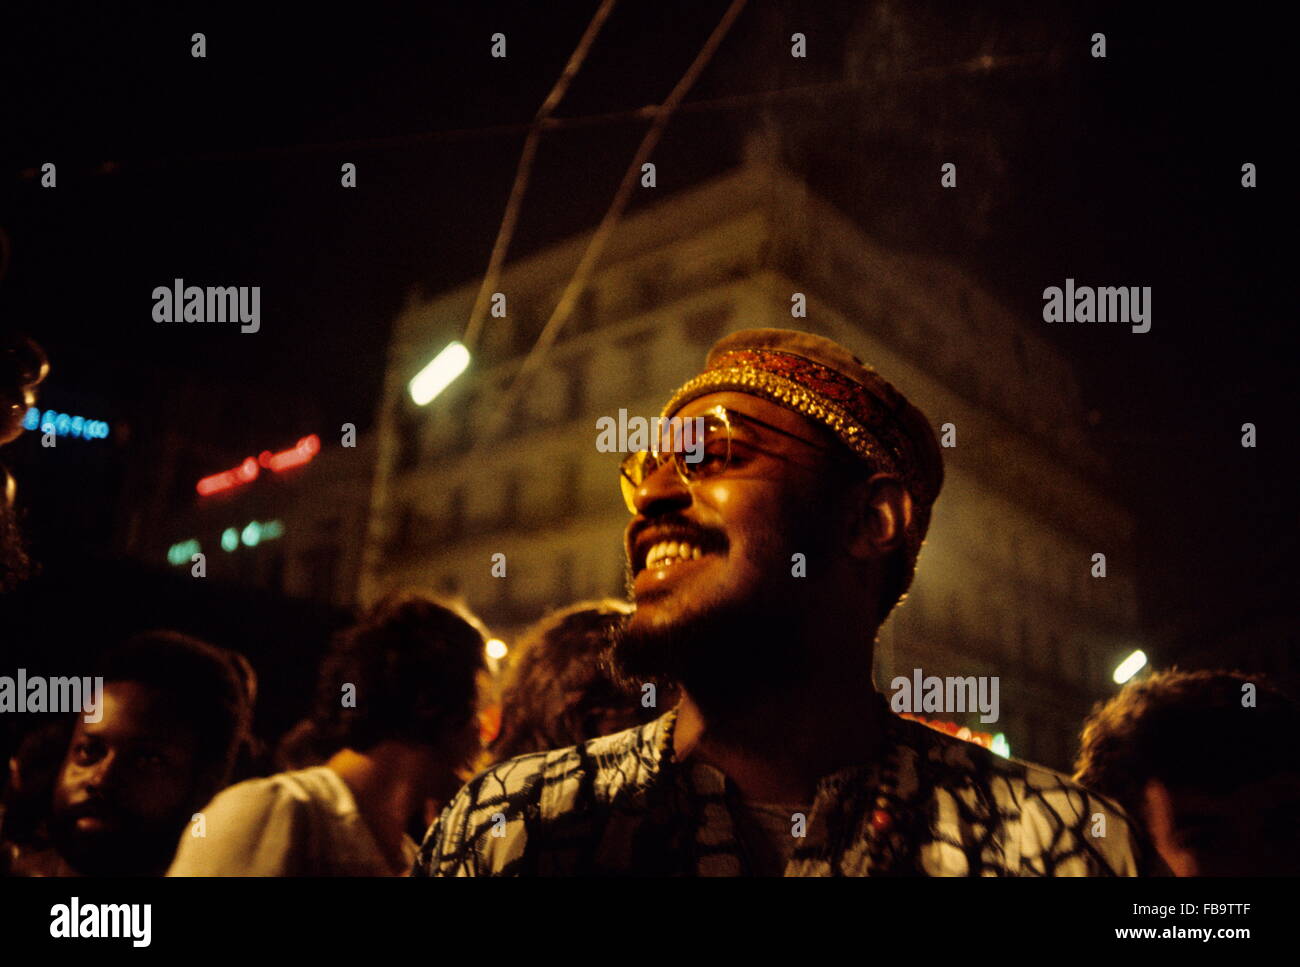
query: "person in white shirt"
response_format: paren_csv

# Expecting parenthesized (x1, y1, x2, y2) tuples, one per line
(169, 592, 487, 876)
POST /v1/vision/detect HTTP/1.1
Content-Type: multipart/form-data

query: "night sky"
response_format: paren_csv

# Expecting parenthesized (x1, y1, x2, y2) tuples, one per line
(1, 2, 1294, 669)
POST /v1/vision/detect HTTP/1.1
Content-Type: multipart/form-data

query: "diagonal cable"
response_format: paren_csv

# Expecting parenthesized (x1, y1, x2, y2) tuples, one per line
(475, 0, 750, 452)
(462, 0, 619, 354)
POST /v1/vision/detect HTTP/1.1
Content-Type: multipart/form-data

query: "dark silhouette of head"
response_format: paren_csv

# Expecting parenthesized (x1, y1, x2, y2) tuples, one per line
(488, 599, 668, 763)
(310, 591, 487, 803)
(1074, 668, 1300, 876)
(49, 631, 250, 876)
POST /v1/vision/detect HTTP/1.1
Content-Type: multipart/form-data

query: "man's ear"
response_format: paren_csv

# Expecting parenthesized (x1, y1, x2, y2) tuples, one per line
(844, 474, 913, 561)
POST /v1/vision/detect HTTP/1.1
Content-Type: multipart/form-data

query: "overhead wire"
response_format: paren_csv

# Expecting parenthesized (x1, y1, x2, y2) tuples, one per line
(471, 0, 751, 454)
(462, 0, 619, 355)
(6, 52, 1046, 181)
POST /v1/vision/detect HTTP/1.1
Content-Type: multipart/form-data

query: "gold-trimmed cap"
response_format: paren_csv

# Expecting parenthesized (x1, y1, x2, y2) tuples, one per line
(662, 328, 944, 556)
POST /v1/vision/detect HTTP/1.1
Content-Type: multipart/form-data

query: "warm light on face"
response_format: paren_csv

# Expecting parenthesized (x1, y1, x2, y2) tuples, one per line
(409, 341, 470, 406)
(1113, 649, 1148, 684)
(485, 638, 508, 661)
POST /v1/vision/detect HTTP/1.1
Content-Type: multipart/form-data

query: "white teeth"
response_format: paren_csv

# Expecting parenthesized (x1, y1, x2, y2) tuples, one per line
(645, 539, 704, 570)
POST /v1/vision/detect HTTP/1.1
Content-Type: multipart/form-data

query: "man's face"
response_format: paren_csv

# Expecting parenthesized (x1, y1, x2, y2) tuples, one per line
(50, 681, 201, 875)
(1141, 774, 1300, 876)
(617, 391, 847, 697)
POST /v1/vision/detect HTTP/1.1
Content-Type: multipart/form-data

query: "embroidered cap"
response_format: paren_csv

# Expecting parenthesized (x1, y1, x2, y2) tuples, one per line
(661, 328, 943, 563)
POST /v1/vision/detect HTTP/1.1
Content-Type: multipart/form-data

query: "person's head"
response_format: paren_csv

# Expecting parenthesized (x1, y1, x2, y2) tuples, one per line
(3, 719, 74, 848)
(487, 599, 667, 764)
(311, 591, 487, 803)
(49, 631, 250, 876)
(0, 310, 48, 592)
(1074, 668, 1300, 876)
(615, 329, 942, 707)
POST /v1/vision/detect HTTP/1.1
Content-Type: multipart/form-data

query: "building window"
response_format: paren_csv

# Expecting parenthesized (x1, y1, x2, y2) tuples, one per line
(389, 503, 415, 554)
(554, 550, 575, 603)
(454, 388, 477, 451)
(573, 286, 600, 334)
(637, 263, 666, 310)
(498, 473, 521, 528)
(557, 457, 581, 522)
(513, 306, 537, 357)
(443, 487, 465, 542)
(567, 355, 588, 418)
(394, 403, 422, 472)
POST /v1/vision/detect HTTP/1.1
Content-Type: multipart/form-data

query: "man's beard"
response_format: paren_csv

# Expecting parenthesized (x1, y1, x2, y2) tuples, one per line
(49, 804, 192, 877)
(0, 483, 32, 593)
(610, 590, 810, 717)
(611, 511, 834, 717)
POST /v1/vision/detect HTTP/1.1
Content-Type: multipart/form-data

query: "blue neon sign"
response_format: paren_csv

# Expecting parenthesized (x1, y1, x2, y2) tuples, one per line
(23, 407, 110, 440)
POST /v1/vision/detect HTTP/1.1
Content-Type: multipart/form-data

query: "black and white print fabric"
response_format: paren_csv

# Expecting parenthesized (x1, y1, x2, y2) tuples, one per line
(414, 700, 1142, 877)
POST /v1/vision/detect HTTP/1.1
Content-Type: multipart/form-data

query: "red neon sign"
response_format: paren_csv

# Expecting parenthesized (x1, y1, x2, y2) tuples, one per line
(258, 434, 320, 473)
(196, 434, 321, 496)
(197, 457, 260, 496)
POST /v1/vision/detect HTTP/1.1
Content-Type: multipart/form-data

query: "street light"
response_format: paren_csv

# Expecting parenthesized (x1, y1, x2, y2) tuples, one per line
(1113, 649, 1148, 685)
(409, 341, 470, 406)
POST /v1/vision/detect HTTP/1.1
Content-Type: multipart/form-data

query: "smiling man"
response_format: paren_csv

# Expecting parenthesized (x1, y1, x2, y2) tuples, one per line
(415, 328, 1143, 876)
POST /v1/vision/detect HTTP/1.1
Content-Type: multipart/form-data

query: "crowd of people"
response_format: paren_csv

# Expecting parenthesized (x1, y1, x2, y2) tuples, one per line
(2, 318, 1296, 876)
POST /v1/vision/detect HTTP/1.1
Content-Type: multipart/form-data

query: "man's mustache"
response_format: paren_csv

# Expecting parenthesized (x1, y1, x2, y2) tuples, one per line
(63, 797, 128, 827)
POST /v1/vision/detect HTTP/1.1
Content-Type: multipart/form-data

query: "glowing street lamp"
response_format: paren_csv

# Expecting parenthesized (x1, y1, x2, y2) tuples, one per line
(409, 341, 470, 406)
(484, 638, 508, 676)
(1113, 649, 1148, 685)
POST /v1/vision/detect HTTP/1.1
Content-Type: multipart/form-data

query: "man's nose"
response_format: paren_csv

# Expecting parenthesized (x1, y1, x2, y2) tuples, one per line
(631, 455, 692, 517)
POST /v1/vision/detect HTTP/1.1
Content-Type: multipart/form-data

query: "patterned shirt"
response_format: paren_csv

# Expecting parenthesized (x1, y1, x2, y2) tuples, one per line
(414, 701, 1143, 876)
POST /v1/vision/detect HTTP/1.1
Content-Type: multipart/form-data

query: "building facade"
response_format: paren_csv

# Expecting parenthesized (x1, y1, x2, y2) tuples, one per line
(361, 160, 1142, 771)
